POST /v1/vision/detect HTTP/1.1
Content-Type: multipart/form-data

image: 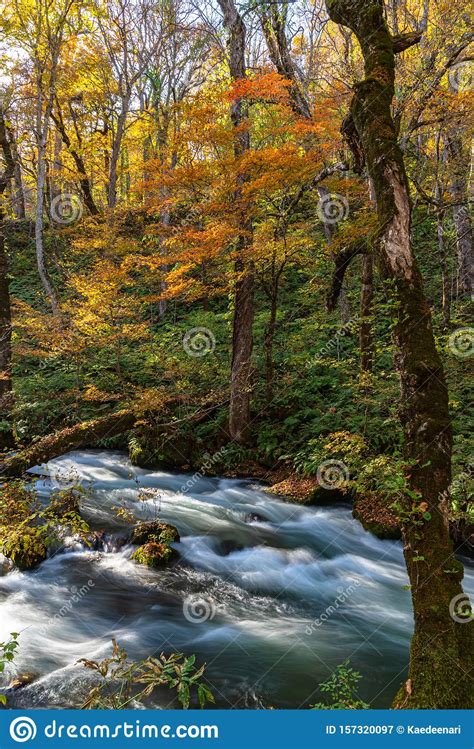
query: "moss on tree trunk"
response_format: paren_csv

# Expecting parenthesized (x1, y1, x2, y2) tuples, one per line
(326, 0, 473, 708)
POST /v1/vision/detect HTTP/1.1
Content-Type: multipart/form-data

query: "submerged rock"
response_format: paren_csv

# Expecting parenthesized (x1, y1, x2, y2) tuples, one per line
(131, 521, 180, 545)
(244, 512, 266, 523)
(131, 541, 178, 568)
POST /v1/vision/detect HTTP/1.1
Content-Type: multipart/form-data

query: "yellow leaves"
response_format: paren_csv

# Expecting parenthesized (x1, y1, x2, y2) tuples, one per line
(67, 259, 146, 342)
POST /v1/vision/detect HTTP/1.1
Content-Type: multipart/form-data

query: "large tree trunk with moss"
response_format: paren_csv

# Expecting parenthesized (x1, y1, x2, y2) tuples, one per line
(326, 0, 473, 708)
(218, 0, 255, 444)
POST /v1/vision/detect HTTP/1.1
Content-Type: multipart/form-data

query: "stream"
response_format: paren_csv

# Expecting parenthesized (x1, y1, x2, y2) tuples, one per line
(1, 450, 472, 709)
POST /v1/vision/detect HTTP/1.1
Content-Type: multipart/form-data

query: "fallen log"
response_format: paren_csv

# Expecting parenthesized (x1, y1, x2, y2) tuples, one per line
(0, 409, 136, 477)
(0, 394, 229, 478)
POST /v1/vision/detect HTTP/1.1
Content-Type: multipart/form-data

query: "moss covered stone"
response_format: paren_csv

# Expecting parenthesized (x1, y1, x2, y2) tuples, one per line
(131, 541, 177, 568)
(131, 521, 180, 546)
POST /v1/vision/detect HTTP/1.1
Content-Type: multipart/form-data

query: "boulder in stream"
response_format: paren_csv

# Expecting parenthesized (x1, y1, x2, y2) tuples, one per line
(131, 520, 180, 545)
(131, 541, 178, 568)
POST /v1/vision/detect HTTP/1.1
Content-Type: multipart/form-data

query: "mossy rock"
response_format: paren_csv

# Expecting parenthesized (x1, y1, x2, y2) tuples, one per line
(131, 541, 178, 568)
(131, 521, 180, 546)
(352, 494, 402, 541)
(308, 485, 351, 505)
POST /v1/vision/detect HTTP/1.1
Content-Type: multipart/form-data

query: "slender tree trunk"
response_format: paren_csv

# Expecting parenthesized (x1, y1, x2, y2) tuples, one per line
(218, 0, 255, 443)
(51, 104, 99, 215)
(108, 100, 129, 210)
(265, 290, 278, 405)
(359, 253, 374, 372)
(444, 135, 473, 299)
(326, 0, 473, 708)
(35, 136, 59, 314)
(7, 126, 26, 219)
(34, 64, 59, 315)
(0, 106, 16, 445)
(437, 213, 451, 329)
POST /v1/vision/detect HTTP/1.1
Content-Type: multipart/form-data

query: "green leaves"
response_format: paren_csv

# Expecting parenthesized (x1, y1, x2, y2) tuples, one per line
(79, 641, 214, 710)
(310, 660, 369, 710)
(0, 634, 19, 706)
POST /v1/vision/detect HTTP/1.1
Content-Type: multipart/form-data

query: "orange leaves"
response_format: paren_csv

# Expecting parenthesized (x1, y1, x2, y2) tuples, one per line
(227, 72, 292, 104)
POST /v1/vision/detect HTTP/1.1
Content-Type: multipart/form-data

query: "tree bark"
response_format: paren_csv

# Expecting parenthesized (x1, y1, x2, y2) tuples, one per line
(444, 134, 473, 299)
(218, 0, 255, 444)
(0, 106, 16, 445)
(6, 125, 26, 219)
(326, 0, 473, 708)
(0, 410, 136, 477)
(108, 100, 129, 210)
(51, 102, 99, 215)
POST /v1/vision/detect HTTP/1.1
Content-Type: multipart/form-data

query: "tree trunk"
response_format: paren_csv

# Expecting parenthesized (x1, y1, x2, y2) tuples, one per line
(0, 410, 136, 477)
(436, 205, 451, 329)
(444, 135, 473, 299)
(7, 125, 26, 219)
(0, 107, 15, 437)
(51, 104, 99, 215)
(265, 291, 278, 405)
(108, 100, 129, 210)
(359, 253, 374, 372)
(218, 0, 255, 443)
(35, 73, 59, 314)
(326, 0, 473, 708)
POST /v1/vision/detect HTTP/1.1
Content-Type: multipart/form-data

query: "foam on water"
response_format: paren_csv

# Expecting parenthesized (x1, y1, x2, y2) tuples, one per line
(1, 449, 472, 709)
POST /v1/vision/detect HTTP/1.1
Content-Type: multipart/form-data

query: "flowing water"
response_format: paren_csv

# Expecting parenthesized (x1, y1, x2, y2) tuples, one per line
(1, 450, 472, 709)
